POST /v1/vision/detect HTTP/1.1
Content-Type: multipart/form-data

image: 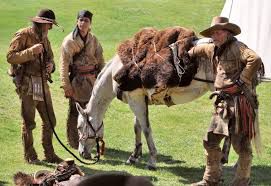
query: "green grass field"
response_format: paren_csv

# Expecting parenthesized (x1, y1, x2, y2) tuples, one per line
(0, 0, 270, 185)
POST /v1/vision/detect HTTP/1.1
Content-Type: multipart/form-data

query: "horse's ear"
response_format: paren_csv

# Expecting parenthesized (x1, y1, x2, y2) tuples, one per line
(75, 102, 86, 117)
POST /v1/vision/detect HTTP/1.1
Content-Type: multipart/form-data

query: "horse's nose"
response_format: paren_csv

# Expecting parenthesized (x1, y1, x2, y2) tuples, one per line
(80, 150, 92, 160)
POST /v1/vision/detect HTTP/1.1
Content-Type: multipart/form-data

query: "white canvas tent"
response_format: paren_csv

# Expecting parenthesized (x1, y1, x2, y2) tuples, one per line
(221, 0, 271, 78)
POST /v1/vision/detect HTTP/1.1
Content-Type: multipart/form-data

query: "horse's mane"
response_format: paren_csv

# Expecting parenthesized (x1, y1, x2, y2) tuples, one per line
(96, 59, 113, 81)
(86, 58, 116, 111)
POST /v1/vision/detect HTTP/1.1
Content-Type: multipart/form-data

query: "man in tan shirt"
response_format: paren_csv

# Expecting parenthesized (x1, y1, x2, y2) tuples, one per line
(7, 9, 62, 164)
(190, 17, 262, 186)
(60, 10, 105, 149)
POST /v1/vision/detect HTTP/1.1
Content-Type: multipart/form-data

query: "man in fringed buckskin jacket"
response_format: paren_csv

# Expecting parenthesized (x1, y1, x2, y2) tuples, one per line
(190, 16, 263, 186)
(60, 10, 105, 149)
(7, 9, 62, 164)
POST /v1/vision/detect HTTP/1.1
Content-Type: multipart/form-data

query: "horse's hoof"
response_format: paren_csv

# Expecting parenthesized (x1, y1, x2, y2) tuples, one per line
(146, 164, 157, 171)
(27, 158, 41, 165)
(126, 158, 136, 165)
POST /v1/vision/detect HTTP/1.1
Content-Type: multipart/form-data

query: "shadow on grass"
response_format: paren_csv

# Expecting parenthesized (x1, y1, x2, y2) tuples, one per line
(81, 147, 271, 185)
(166, 166, 204, 185)
(222, 165, 271, 185)
(0, 180, 8, 186)
(99, 147, 184, 168)
(71, 147, 174, 183)
(251, 165, 271, 185)
(171, 164, 271, 185)
(78, 166, 158, 183)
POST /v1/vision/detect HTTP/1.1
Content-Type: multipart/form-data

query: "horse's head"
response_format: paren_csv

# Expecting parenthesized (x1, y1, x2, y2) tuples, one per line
(76, 103, 104, 160)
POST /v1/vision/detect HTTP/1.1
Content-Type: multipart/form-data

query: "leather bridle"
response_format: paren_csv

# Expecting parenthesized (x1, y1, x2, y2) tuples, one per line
(79, 113, 105, 163)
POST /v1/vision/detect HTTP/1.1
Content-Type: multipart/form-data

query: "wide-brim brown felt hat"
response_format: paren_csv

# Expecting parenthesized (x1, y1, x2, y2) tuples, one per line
(200, 16, 241, 37)
(30, 9, 59, 26)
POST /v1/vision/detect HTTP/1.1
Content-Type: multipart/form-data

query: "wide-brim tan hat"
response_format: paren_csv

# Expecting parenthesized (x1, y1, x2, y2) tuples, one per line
(200, 16, 241, 37)
(31, 16, 59, 26)
(30, 9, 59, 26)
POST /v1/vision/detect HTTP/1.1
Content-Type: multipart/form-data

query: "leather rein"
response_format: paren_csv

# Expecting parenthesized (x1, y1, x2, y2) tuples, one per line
(83, 114, 105, 163)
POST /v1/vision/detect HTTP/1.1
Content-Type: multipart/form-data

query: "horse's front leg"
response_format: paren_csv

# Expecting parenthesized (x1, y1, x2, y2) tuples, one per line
(126, 117, 142, 164)
(127, 93, 157, 170)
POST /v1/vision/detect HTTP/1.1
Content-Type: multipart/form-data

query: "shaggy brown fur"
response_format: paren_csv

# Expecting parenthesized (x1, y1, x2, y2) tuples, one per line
(114, 26, 198, 91)
(117, 27, 157, 65)
(14, 172, 35, 186)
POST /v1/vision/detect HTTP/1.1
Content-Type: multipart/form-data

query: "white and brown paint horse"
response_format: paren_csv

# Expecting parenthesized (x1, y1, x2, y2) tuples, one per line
(76, 40, 214, 170)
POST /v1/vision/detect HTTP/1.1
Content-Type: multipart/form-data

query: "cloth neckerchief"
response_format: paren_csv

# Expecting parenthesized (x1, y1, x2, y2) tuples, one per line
(78, 31, 87, 44)
(72, 26, 88, 44)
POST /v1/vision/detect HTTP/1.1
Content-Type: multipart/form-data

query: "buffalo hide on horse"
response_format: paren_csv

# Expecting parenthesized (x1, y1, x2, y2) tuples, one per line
(114, 26, 198, 93)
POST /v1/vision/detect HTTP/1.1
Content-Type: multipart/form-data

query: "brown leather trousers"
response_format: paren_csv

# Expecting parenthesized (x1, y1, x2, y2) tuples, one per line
(21, 90, 60, 163)
(202, 131, 252, 184)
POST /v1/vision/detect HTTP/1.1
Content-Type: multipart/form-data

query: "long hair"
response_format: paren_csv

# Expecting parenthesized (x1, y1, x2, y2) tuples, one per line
(32, 22, 44, 40)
